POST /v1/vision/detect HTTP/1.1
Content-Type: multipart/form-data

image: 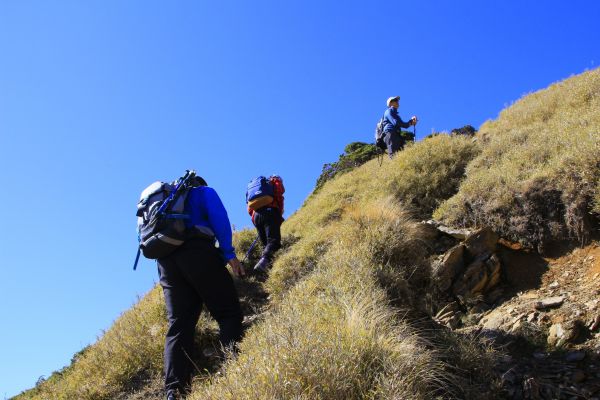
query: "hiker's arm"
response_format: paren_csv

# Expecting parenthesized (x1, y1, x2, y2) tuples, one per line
(396, 116, 412, 129)
(388, 109, 411, 130)
(203, 187, 236, 261)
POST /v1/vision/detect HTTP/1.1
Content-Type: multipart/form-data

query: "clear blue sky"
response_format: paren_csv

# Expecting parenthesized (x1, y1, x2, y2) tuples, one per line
(1, 1, 598, 397)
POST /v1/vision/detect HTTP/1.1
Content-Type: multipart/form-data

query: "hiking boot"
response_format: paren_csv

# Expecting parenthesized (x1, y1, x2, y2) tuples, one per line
(166, 391, 177, 400)
(253, 257, 269, 274)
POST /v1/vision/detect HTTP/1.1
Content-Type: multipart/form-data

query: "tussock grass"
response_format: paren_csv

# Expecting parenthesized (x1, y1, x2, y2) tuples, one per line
(435, 68, 600, 252)
(192, 199, 452, 400)
(270, 134, 480, 298)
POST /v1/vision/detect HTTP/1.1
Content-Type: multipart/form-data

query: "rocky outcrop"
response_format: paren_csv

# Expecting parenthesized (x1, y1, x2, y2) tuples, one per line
(431, 226, 504, 328)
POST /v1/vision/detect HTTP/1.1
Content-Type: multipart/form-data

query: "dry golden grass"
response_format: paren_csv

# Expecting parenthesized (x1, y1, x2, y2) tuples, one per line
(435, 68, 600, 252)
(192, 200, 452, 400)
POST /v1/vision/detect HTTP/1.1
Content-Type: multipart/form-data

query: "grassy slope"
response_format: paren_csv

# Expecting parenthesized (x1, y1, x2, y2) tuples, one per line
(191, 136, 491, 399)
(435, 67, 600, 252)
(15, 134, 485, 399)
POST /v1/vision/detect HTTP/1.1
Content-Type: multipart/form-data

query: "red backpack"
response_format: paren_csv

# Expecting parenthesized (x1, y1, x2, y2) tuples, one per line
(269, 175, 285, 213)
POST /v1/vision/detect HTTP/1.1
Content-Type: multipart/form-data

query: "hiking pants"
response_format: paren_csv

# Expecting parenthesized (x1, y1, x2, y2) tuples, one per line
(253, 207, 282, 262)
(157, 238, 243, 395)
(383, 131, 404, 157)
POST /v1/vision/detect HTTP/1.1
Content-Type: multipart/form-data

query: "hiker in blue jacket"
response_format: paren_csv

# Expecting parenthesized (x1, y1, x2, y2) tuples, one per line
(157, 180, 244, 400)
(383, 96, 418, 157)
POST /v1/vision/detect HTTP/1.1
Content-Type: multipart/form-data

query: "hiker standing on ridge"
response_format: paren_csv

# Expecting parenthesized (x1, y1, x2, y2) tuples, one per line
(382, 96, 418, 157)
(246, 175, 285, 275)
(157, 178, 245, 400)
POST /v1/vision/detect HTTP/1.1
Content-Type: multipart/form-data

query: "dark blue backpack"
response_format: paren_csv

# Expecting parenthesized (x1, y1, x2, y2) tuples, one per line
(246, 176, 274, 203)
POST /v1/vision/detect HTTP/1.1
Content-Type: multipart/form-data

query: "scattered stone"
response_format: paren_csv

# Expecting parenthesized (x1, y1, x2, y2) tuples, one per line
(463, 227, 499, 259)
(510, 319, 524, 333)
(548, 280, 559, 289)
(481, 310, 506, 330)
(548, 320, 581, 347)
(548, 324, 566, 347)
(534, 296, 565, 310)
(527, 312, 538, 323)
(565, 351, 586, 362)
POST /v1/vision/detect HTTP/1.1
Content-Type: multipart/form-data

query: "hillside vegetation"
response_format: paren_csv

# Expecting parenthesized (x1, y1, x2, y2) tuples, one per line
(17, 134, 487, 399)
(15, 68, 600, 400)
(435, 68, 600, 252)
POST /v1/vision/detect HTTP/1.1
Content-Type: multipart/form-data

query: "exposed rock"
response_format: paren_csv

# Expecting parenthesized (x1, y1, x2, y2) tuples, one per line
(484, 254, 502, 291)
(452, 253, 502, 297)
(432, 244, 465, 291)
(534, 296, 565, 310)
(481, 310, 506, 330)
(463, 227, 499, 259)
(547, 323, 565, 347)
(436, 225, 472, 240)
(452, 256, 489, 296)
(547, 320, 580, 347)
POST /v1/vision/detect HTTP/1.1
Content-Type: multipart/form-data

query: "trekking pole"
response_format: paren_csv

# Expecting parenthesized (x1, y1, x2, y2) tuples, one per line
(242, 235, 260, 265)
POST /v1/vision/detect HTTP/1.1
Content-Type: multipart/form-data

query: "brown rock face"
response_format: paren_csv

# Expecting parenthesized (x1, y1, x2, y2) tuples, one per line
(464, 227, 499, 259)
(452, 253, 502, 297)
(432, 244, 465, 291)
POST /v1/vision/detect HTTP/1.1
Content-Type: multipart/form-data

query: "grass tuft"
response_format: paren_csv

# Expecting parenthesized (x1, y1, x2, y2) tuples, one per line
(435, 68, 600, 252)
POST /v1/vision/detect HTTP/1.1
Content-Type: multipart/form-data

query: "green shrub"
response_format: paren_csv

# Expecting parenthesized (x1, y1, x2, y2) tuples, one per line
(315, 142, 379, 192)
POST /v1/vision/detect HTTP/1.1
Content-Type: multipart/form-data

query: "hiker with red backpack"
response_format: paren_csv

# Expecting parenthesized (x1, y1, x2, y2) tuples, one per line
(375, 96, 418, 157)
(246, 175, 285, 274)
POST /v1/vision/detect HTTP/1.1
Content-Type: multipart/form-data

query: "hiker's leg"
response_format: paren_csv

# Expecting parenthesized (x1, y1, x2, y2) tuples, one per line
(384, 131, 400, 157)
(254, 211, 268, 247)
(262, 209, 282, 262)
(178, 240, 243, 348)
(158, 255, 203, 395)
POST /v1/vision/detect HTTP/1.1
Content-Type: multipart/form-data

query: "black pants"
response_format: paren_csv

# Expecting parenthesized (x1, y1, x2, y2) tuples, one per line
(253, 207, 282, 261)
(157, 239, 243, 394)
(383, 131, 404, 157)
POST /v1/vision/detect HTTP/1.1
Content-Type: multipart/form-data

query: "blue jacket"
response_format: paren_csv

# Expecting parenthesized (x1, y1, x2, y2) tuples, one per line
(185, 186, 236, 261)
(383, 106, 411, 133)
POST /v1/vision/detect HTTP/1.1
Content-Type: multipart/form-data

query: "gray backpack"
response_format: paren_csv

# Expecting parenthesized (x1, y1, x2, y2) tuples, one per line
(374, 114, 387, 150)
(133, 171, 196, 269)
